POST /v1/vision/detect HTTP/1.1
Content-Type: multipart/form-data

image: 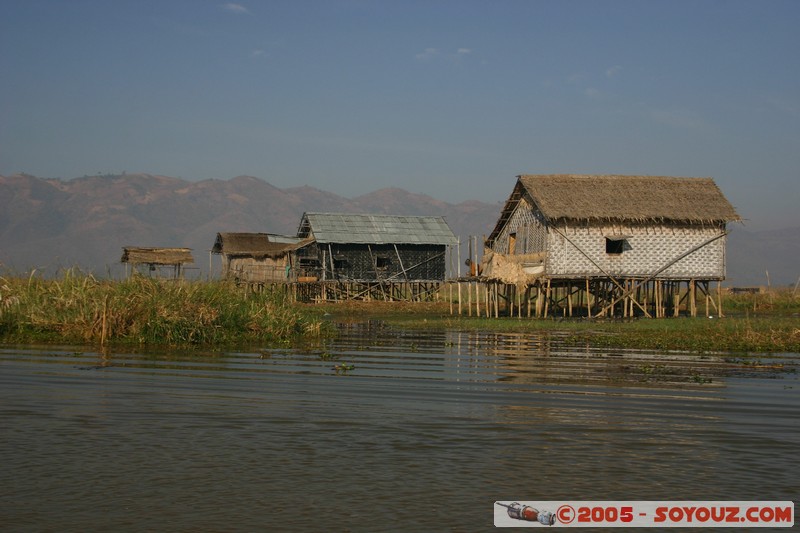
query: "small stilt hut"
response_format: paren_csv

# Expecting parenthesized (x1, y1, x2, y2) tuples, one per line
(120, 247, 194, 279)
(211, 233, 309, 284)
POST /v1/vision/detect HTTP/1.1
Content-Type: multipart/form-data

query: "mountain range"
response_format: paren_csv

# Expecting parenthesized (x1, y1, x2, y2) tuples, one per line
(0, 173, 796, 287)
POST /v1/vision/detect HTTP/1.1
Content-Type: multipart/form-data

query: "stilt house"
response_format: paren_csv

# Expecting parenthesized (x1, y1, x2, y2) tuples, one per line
(120, 247, 194, 279)
(294, 213, 458, 282)
(481, 175, 741, 318)
(211, 232, 308, 283)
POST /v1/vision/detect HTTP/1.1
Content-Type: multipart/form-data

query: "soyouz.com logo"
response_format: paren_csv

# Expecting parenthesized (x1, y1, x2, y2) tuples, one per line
(494, 501, 794, 527)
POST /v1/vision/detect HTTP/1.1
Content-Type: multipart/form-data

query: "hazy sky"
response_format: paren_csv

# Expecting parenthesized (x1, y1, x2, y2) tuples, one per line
(1, 0, 798, 230)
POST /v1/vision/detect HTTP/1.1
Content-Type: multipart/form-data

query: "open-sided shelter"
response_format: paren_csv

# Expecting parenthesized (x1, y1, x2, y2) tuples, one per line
(120, 247, 194, 279)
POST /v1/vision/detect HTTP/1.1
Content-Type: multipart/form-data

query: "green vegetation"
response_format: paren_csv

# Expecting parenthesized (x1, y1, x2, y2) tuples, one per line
(317, 290, 800, 354)
(557, 316, 800, 353)
(0, 270, 327, 347)
(722, 288, 800, 317)
(1, 272, 797, 354)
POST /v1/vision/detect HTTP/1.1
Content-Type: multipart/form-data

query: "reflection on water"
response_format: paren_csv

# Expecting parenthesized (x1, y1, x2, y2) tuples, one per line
(1, 322, 798, 532)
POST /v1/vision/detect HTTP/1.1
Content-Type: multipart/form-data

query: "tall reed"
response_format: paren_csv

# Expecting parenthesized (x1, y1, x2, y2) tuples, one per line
(0, 270, 325, 346)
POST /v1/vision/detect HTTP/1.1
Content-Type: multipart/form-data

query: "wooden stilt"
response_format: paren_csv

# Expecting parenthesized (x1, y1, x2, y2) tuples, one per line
(467, 280, 472, 317)
(567, 283, 573, 317)
(674, 283, 680, 317)
(449, 281, 453, 315)
(475, 281, 480, 317)
(543, 279, 551, 318)
(526, 286, 531, 318)
(586, 278, 591, 318)
(535, 282, 542, 318)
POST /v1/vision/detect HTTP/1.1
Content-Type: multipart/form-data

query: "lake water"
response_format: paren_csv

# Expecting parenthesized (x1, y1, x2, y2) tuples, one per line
(1, 321, 798, 531)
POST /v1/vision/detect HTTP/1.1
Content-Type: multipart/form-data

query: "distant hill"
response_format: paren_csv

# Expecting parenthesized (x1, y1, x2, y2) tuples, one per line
(0, 173, 500, 279)
(0, 173, 796, 286)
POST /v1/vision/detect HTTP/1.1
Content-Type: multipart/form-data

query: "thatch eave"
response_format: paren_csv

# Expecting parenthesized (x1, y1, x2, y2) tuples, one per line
(121, 247, 194, 265)
(547, 215, 738, 227)
(212, 232, 311, 256)
(487, 174, 741, 246)
(518, 174, 741, 223)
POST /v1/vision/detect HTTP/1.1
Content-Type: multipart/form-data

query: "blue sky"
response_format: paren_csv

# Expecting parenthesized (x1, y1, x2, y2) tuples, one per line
(1, 0, 798, 230)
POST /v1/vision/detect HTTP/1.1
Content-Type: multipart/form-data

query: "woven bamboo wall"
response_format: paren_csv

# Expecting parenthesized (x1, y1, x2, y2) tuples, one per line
(296, 243, 447, 281)
(546, 224, 727, 279)
(490, 198, 728, 279)
(224, 256, 290, 282)
(491, 198, 548, 255)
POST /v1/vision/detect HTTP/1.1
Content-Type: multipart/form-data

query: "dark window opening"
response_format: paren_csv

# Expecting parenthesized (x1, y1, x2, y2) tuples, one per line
(299, 258, 321, 267)
(605, 238, 625, 255)
(375, 256, 390, 270)
(333, 258, 348, 269)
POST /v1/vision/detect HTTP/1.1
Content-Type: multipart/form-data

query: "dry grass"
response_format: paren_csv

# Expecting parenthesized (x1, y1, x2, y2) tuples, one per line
(0, 270, 326, 346)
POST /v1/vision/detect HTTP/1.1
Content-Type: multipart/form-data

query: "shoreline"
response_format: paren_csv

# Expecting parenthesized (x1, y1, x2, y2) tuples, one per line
(2, 273, 797, 353)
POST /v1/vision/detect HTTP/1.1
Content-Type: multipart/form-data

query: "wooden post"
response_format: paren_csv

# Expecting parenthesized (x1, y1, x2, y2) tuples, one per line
(457, 240, 462, 316)
(674, 282, 680, 317)
(467, 279, 472, 317)
(567, 283, 573, 317)
(629, 280, 635, 317)
(623, 279, 629, 318)
(543, 279, 551, 318)
(475, 280, 481, 317)
(586, 278, 591, 318)
(536, 282, 543, 318)
(449, 281, 453, 315)
(655, 280, 661, 318)
(527, 286, 531, 318)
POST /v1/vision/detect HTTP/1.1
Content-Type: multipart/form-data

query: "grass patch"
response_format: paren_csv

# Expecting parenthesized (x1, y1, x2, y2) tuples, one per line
(722, 288, 800, 317)
(314, 297, 800, 354)
(3, 273, 797, 354)
(0, 270, 328, 347)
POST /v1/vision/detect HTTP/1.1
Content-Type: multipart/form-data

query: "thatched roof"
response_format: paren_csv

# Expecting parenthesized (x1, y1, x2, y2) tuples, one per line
(488, 175, 741, 243)
(519, 174, 740, 223)
(297, 213, 458, 245)
(121, 247, 194, 265)
(212, 233, 308, 259)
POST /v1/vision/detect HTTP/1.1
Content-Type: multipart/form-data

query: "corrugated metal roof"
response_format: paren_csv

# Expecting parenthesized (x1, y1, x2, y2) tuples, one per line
(298, 213, 458, 245)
